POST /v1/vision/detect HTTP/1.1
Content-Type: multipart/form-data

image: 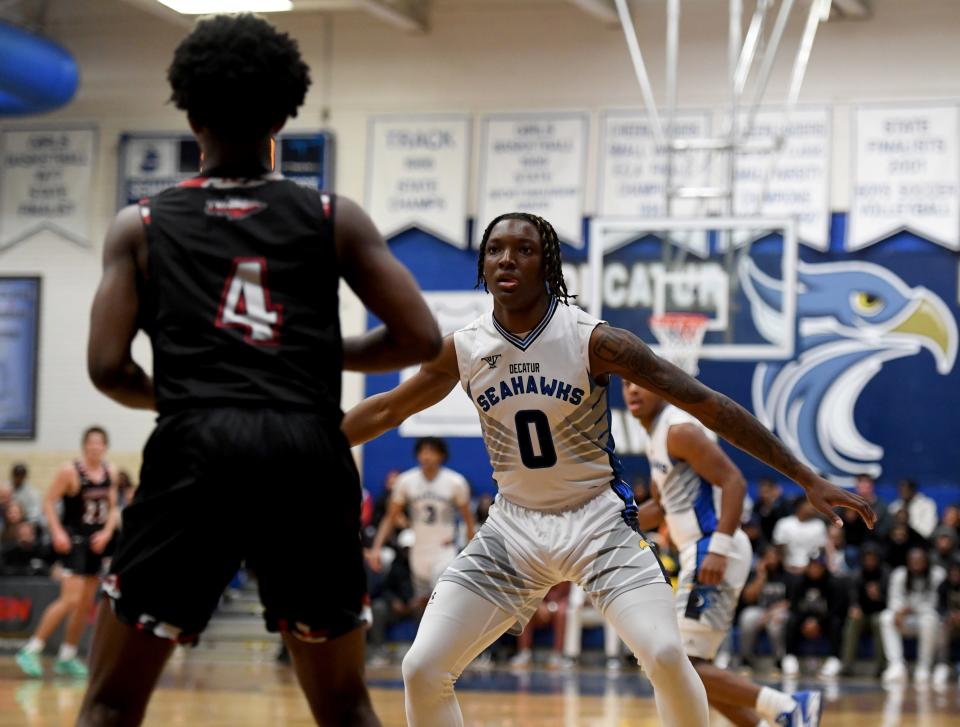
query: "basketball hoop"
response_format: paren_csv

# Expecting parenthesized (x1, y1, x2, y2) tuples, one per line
(649, 313, 709, 377)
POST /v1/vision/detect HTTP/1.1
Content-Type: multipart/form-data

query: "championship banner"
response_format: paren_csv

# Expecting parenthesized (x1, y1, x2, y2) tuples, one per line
(477, 113, 588, 248)
(0, 278, 40, 440)
(848, 103, 960, 250)
(598, 110, 712, 219)
(397, 291, 491, 438)
(118, 131, 334, 207)
(366, 115, 470, 247)
(733, 107, 832, 251)
(0, 127, 96, 250)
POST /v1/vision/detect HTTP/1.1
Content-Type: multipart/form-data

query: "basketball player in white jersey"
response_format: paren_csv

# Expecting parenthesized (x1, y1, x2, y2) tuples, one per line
(624, 380, 821, 727)
(342, 212, 875, 727)
(368, 437, 476, 600)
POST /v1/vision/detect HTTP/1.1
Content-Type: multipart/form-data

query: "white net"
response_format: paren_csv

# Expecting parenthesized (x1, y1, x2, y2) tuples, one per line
(649, 313, 709, 377)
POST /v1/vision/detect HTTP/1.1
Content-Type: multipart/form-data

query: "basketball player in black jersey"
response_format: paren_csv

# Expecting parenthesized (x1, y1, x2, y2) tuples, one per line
(16, 426, 118, 679)
(76, 15, 440, 727)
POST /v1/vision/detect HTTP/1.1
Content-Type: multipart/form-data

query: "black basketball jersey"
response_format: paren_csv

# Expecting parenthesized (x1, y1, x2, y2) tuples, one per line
(139, 175, 343, 419)
(62, 461, 111, 537)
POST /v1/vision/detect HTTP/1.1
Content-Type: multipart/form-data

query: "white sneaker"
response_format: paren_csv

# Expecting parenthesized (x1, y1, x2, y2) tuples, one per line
(882, 662, 908, 683)
(818, 656, 842, 679)
(546, 652, 564, 670)
(914, 666, 931, 685)
(932, 663, 950, 688)
(781, 654, 800, 677)
(605, 656, 622, 672)
(509, 650, 532, 668)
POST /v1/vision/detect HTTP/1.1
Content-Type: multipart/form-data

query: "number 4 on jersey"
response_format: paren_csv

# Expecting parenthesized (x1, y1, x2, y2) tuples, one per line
(216, 258, 283, 345)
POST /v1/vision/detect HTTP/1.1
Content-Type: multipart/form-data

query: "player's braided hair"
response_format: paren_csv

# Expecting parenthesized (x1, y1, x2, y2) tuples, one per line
(168, 14, 311, 142)
(476, 212, 572, 305)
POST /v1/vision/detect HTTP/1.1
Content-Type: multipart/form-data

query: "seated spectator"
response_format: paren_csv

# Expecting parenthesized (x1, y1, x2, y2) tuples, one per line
(782, 550, 847, 678)
(475, 493, 494, 527)
(1, 521, 49, 576)
(826, 525, 850, 576)
(841, 542, 887, 676)
(737, 544, 796, 668)
(372, 469, 404, 530)
(562, 582, 623, 671)
(742, 514, 767, 558)
(773, 498, 828, 573)
(880, 547, 947, 684)
(941, 504, 960, 536)
(0, 502, 28, 548)
(368, 529, 418, 665)
(841, 474, 891, 546)
(936, 557, 960, 687)
(6, 464, 43, 525)
(884, 511, 929, 569)
(931, 527, 957, 571)
(889, 479, 938, 539)
(510, 582, 570, 669)
(755, 477, 791, 544)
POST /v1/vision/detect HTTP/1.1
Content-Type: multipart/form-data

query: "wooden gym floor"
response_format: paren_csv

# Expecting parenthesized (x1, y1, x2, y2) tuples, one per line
(1, 651, 959, 726)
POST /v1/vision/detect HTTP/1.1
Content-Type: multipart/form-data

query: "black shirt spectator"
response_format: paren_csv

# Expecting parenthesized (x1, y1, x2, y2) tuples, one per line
(840, 474, 891, 546)
(931, 527, 957, 571)
(884, 512, 929, 569)
(755, 478, 792, 544)
(785, 553, 848, 662)
(1, 521, 49, 576)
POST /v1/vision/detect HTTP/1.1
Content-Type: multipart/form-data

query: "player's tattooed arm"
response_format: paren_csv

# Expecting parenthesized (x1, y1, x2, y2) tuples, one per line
(88, 205, 155, 410)
(341, 335, 460, 446)
(589, 325, 877, 528)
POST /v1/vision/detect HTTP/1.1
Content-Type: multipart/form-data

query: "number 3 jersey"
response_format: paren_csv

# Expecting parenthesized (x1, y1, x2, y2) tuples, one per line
(454, 299, 622, 511)
(392, 466, 470, 554)
(139, 176, 343, 419)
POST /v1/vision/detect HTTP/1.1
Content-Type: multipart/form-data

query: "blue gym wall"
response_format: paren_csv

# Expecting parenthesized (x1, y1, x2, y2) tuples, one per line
(362, 215, 960, 509)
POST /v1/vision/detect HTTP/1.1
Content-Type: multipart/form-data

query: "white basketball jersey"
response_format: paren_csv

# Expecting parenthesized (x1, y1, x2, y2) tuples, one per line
(645, 404, 722, 552)
(454, 299, 622, 511)
(392, 466, 470, 552)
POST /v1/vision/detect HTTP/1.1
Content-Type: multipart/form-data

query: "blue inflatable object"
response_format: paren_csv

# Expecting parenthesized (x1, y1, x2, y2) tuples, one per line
(0, 21, 79, 115)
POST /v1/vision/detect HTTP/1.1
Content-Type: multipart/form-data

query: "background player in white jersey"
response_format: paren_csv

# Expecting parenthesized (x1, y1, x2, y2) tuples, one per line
(368, 437, 476, 600)
(624, 380, 820, 727)
(343, 212, 875, 727)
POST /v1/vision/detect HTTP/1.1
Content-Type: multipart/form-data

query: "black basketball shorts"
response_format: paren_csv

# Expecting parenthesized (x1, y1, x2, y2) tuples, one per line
(105, 407, 366, 644)
(59, 534, 106, 577)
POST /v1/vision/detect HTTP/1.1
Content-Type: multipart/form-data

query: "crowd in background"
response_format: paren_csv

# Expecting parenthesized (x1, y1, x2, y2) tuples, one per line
(3, 457, 958, 684)
(0, 463, 134, 578)
(361, 467, 960, 684)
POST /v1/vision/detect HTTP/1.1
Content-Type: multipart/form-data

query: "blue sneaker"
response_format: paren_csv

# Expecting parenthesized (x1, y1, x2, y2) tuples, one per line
(777, 689, 822, 727)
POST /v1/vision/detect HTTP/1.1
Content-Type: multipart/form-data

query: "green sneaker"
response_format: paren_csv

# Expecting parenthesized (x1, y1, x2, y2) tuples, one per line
(15, 649, 43, 678)
(53, 657, 88, 678)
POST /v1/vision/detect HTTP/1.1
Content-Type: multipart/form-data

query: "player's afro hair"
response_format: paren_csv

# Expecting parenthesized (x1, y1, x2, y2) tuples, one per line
(168, 14, 311, 142)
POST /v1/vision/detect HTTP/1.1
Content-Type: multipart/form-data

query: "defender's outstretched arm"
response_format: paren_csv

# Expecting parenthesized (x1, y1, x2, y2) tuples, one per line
(589, 325, 876, 528)
(341, 336, 460, 446)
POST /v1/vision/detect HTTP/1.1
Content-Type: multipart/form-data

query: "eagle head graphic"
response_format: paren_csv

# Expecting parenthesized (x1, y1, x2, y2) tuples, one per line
(740, 258, 957, 478)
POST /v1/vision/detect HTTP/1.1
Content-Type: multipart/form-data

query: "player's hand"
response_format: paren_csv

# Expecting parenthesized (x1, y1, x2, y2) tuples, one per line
(89, 530, 110, 554)
(365, 548, 383, 572)
(895, 608, 911, 631)
(804, 476, 876, 529)
(52, 530, 72, 554)
(698, 553, 727, 586)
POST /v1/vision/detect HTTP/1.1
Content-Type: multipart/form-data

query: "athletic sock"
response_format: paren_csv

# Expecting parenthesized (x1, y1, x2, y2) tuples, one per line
(23, 637, 44, 654)
(58, 644, 78, 661)
(756, 686, 796, 721)
(755, 721, 773, 727)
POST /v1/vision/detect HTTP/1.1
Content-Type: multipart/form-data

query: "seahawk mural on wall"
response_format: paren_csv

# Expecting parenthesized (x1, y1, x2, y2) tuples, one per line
(740, 259, 958, 479)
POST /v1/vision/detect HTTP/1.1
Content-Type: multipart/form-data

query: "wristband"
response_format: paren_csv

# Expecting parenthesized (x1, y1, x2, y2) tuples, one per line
(708, 532, 737, 557)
